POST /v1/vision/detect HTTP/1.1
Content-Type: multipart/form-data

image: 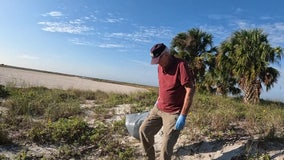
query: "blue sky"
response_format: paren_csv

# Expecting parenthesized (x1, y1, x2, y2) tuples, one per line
(0, 0, 284, 102)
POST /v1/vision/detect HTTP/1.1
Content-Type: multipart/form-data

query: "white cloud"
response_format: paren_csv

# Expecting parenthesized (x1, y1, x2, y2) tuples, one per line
(200, 17, 284, 47)
(98, 43, 124, 48)
(106, 32, 151, 43)
(100, 44, 123, 48)
(38, 21, 92, 34)
(105, 18, 124, 23)
(39, 10, 93, 34)
(225, 18, 284, 46)
(43, 11, 63, 17)
(259, 23, 284, 46)
(18, 54, 39, 60)
(69, 38, 92, 46)
(196, 25, 231, 44)
(233, 19, 257, 29)
(104, 26, 173, 43)
(234, 8, 243, 14)
(69, 19, 83, 24)
(100, 12, 125, 23)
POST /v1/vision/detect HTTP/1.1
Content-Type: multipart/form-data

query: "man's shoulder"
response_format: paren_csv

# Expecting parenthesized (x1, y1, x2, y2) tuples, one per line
(174, 57, 188, 65)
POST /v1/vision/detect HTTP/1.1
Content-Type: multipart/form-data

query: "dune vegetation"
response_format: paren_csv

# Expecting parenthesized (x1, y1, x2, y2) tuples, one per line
(0, 84, 283, 159)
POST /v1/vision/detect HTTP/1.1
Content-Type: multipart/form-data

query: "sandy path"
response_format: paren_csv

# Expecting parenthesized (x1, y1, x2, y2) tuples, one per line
(0, 66, 148, 94)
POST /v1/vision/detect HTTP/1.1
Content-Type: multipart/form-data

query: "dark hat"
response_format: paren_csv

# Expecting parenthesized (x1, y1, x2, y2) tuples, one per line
(150, 43, 167, 64)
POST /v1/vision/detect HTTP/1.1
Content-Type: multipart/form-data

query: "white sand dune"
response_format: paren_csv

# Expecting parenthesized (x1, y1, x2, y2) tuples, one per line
(0, 66, 148, 94)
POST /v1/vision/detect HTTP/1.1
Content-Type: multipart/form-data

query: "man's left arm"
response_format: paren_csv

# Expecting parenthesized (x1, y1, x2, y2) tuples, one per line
(180, 83, 195, 115)
(175, 83, 195, 130)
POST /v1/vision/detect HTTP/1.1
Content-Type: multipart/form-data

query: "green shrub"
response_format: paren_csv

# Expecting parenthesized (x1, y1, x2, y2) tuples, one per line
(28, 118, 135, 159)
(44, 101, 81, 121)
(0, 154, 9, 160)
(2, 87, 82, 124)
(28, 117, 93, 145)
(14, 150, 28, 160)
(0, 85, 9, 98)
(0, 124, 11, 145)
(112, 118, 128, 135)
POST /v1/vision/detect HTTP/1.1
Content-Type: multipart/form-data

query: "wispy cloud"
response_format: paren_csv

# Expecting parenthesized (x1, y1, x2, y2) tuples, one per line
(92, 26, 173, 49)
(39, 11, 93, 34)
(42, 11, 63, 17)
(261, 22, 284, 46)
(98, 43, 124, 48)
(103, 13, 125, 23)
(233, 19, 256, 29)
(105, 26, 173, 43)
(105, 32, 150, 43)
(230, 19, 284, 46)
(260, 16, 274, 20)
(141, 26, 173, 38)
(69, 19, 83, 24)
(38, 21, 93, 34)
(199, 25, 231, 43)
(201, 14, 284, 47)
(234, 8, 244, 15)
(18, 54, 39, 60)
(69, 38, 92, 46)
(104, 18, 124, 23)
(38, 10, 173, 47)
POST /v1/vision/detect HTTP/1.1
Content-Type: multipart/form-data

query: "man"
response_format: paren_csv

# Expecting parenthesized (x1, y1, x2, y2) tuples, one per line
(139, 43, 195, 160)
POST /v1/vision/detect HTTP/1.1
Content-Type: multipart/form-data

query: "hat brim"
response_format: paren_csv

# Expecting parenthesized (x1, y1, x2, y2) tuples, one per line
(151, 56, 160, 64)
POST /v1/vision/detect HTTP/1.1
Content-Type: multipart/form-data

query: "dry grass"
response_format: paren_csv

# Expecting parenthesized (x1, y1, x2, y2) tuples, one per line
(0, 85, 283, 159)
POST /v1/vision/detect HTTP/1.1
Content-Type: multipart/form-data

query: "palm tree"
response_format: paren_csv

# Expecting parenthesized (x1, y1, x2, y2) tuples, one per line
(217, 29, 283, 103)
(170, 28, 215, 92)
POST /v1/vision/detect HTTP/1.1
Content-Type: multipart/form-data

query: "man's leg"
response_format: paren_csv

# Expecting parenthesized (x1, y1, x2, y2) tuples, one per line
(159, 112, 180, 160)
(139, 106, 163, 160)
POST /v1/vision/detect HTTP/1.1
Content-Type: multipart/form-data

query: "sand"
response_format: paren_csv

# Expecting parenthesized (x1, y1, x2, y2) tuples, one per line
(0, 66, 148, 94)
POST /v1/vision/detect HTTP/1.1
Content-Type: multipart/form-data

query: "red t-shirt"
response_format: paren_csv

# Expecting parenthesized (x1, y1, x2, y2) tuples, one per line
(157, 57, 193, 113)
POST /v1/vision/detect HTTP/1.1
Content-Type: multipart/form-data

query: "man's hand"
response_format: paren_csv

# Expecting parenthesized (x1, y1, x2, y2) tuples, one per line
(175, 115, 186, 130)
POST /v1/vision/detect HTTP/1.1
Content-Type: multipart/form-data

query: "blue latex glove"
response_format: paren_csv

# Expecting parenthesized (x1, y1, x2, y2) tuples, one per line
(175, 115, 186, 130)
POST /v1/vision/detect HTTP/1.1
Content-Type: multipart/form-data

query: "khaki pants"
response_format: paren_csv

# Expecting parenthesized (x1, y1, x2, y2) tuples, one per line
(139, 106, 180, 160)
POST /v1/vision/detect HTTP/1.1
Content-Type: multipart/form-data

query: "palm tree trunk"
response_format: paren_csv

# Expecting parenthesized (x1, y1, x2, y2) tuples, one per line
(242, 80, 261, 104)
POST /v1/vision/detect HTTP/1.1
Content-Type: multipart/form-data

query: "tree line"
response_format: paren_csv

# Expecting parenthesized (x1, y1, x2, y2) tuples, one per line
(170, 28, 283, 104)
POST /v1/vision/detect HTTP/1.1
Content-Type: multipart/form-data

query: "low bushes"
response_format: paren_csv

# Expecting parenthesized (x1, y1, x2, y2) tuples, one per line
(0, 85, 283, 159)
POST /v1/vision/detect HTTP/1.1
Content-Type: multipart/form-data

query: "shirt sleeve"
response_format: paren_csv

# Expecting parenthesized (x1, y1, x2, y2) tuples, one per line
(179, 61, 194, 86)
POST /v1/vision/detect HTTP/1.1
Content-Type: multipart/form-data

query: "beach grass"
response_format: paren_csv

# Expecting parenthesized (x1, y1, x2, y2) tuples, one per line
(0, 85, 283, 159)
